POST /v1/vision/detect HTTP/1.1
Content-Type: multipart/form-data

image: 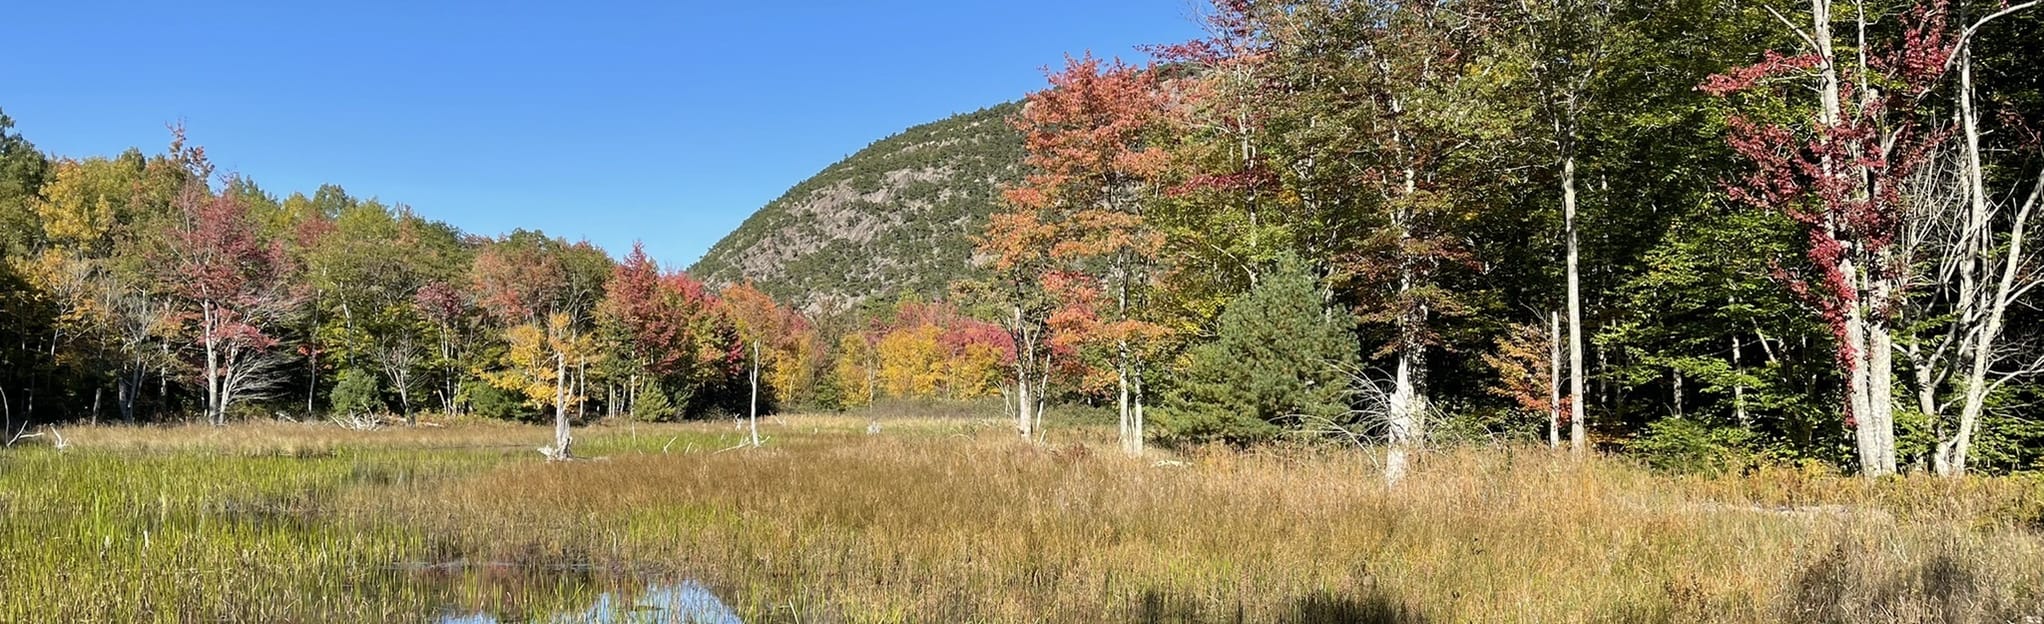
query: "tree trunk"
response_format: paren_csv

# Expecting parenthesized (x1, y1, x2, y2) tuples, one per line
(1386, 339, 1424, 485)
(118, 374, 136, 424)
(1935, 44, 2037, 476)
(306, 314, 318, 415)
(1012, 304, 1034, 441)
(1843, 267, 1878, 474)
(1938, 45, 1991, 475)
(1564, 153, 1588, 454)
(1133, 367, 1146, 457)
(398, 383, 413, 426)
(1117, 343, 1132, 456)
(203, 303, 223, 426)
(551, 352, 572, 460)
(1812, 0, 1896, 477)
(1386, 167, 1427, 485)
(748, 340, 762, 448)
(1731, 333, 1748, 427)
(1871, 320, 1896, 473)
(1549, 311, 1562, 449)
(158, 342, 169, 419)
(1672, 368, 1684, 417)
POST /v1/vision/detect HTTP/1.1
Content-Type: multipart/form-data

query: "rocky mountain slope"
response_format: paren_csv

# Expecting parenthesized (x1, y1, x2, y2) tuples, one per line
(689, 103, 1023, 310)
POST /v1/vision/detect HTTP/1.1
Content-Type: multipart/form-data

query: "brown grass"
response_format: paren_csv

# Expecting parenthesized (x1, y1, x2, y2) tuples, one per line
(4, 415, 2042, 622)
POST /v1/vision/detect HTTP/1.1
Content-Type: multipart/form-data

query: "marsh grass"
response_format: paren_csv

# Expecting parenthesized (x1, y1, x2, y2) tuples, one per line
(3, 415, 2041, 622)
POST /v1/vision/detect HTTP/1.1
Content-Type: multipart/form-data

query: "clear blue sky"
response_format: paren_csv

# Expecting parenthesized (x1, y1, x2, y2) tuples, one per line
(1, 1, 1208, 267)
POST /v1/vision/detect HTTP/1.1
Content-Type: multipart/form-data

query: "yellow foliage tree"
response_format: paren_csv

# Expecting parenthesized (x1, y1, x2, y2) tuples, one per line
(947, 340, 1006, 400)
(833, 333, 878, 408)
(877, 323, 944, 399)
(485, 312, 599, 414)
(33, 158, 136, 250)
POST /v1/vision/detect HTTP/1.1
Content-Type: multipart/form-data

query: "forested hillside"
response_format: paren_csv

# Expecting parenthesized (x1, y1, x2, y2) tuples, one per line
(689, 103, 1023, 310)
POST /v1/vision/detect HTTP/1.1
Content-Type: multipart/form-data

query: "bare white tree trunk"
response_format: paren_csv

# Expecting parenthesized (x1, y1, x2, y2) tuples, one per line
(377, 333, 422, 425)
(748, 340, 761, 448)
(1385, 167, 1427, 485)
(1564, 154, 1588, 454)
(1802, 0, 1898, 477)
(1549, 311, 1563, 449)
(1117, 342, 1133, 456)
(1933, 38, 2043, 475)
(550, 351, 572, 460)
(1012, 304, 1034, 441)
(1386, 340, 1425, 485)
(1133, 367, 1145, 456)
(1868, 319, 1897, 472)
(1731, 332, 1748, 426)
(203, 303, 223, 425)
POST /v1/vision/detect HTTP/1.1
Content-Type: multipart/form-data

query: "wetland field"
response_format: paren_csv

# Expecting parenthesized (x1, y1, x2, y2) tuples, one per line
(3, 415, 2043, 623)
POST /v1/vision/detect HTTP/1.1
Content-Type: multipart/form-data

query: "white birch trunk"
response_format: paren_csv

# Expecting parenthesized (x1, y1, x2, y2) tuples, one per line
(1934, 44, 2041, 475)
(1013, 304, 1034, 441)
(1564, 154, 1588, 454)
(1549, 311, 1563, 449)
(1809, 0, 1896, 476)
(550, 351, 572, 460)
(1385, 167, 1425, 485)
(748, 340, 761, 448)
(1386, 342, 1424, 485)
(1732, 332, 1748, 426)
(203, 303, 223, 426)
(1117, 357, 1131, 456)
(1133, 368, 1145, 456)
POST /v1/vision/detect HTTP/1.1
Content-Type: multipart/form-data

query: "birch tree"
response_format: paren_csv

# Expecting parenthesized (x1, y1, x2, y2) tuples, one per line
(1896, 0, 2042, 475)
(472, 231, 609, 459)
(1704, 0, 1957, 475)
(157, 139, 302, 426)
(1512, 0, 1615, 453)
(1274, 0, 1494, 483)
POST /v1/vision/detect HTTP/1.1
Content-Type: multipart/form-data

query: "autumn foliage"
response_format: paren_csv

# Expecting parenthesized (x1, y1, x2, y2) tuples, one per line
(833, 300, 1013, 406)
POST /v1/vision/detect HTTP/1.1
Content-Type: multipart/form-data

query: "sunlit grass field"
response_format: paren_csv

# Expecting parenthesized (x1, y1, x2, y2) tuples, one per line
(3, 414, 2042, 622)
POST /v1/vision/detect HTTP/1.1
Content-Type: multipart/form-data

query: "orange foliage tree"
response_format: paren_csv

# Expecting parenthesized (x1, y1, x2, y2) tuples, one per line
(995, 54, 1174, 454)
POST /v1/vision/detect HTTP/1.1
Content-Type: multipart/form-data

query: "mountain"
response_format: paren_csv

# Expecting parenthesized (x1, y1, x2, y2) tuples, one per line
(689, 103, 1025, 311)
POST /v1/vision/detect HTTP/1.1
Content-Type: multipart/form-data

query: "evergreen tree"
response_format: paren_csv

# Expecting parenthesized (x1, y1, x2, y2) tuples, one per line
(1159, 256, 1359, 444)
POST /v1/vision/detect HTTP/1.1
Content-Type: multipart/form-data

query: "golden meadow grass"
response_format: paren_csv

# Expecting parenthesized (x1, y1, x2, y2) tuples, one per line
(3, 415, 2042, 622)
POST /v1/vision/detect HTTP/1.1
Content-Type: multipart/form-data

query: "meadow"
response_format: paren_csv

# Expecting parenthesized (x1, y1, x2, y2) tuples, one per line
(3, 414, 2043, 623)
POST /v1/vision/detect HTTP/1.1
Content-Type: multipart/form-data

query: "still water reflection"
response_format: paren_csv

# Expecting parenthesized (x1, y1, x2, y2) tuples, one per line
(436, 581, 741, 624)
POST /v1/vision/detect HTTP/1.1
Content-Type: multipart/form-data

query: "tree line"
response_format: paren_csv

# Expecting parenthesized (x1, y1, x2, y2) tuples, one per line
(975, 0, 2041, 480)
(0, 115, 1022, 455)
(3, 0, 2041, 478)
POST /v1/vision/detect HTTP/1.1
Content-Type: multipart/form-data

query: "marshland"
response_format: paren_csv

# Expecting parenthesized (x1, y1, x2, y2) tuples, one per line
(5, 414, 2042, 622)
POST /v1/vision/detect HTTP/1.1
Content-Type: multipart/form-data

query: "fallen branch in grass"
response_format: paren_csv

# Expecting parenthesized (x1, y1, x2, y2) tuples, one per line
(329, 413, 383, 432)
(5, 424, 41, 447)
(712, 437, 764, 454)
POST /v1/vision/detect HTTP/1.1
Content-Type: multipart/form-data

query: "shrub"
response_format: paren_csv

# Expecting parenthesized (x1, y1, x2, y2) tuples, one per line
(329, 368, 382, 417)
(467, 380, 536, 421)
(1630, 418, 1757, 474)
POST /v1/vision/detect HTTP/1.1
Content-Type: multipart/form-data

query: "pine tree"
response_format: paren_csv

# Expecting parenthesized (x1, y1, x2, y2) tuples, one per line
(1160, 256, 1359, 444)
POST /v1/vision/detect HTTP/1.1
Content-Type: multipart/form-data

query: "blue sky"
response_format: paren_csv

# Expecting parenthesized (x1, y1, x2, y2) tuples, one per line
(2, 1, 1208, 267)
